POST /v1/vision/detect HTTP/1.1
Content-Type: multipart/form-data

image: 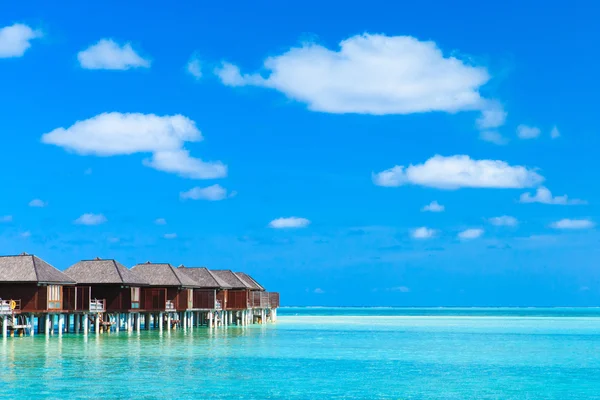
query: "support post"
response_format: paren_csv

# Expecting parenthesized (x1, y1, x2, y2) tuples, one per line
(135, 313, 141, 332)
(45, 314, 51, 336)
(83, 314, 89, 335)
(58, 314, 64, 335)
(1, 316, 6, 338)
(167, 313, 172, 330)
(209, 312, 213, 329)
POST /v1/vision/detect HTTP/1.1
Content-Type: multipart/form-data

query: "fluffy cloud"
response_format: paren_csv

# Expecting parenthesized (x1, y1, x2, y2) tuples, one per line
(180, 184, 233, 201)
(216, 34, 503, 125)
(458, 228, 484, 239)
(0, 24, 42, 58)
(517, 124, 541, 139)
(489, 216, 518, 226)
(74, 213, 107, 225)
(479, 131, 508, 145)
(269, 217, 310, 229)
(155, 218, 167, 225)
(519, 186, 586, 205)
(412, 227, 437, 239)
(551, 126, 560, 139)
(28, 199, 46, 207)
(373, 155, 543, 189)
(421, 201, 444, 212)
(164, 233, 177, 239)
(21, 231, 31, 238)
(41, 112, 226, 179)
(550, 219, 594, 230)
(0, 215, 13, 223)
(78, 39, 150, 70)
(187, 56, 202, 79)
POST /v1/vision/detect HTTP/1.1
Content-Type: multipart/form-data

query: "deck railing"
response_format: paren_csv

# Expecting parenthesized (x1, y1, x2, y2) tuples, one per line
(0, 299, 21, 314)
(90, 299, 105, 312)
(166, 300, 176, 312)
(251, 292, 272, 308)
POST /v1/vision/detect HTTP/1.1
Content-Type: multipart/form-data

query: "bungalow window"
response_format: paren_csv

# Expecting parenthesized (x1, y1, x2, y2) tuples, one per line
(48, 285, 62, 309)
(131, 287, 140, 309)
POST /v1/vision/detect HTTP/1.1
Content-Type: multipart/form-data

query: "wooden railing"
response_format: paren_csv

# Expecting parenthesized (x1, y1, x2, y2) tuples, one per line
(0, 299, 21, 314)
(90, 299, 105, 312)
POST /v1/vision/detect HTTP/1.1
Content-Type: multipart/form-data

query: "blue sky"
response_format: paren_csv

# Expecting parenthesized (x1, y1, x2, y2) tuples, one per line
(0, 0, 599, 306)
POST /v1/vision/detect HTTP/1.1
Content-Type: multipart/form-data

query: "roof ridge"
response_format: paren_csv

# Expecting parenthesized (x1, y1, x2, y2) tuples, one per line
(31, 255, 40, 282)
(168, 264, 182, 285)
(112, 259, 125, 283)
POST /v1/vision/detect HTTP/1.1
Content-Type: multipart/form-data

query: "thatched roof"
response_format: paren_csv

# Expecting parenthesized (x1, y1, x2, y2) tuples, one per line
(64, 258, 147, 285)
(235, 272, 265, 291)
(210, 270, 248, 289)
(0, 253, 75, 284)
(132, 262, 199, 287)
(177, 266, 231, 289)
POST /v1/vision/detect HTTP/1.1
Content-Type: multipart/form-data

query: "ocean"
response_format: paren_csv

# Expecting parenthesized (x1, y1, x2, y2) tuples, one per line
(2, 307, 600, 399)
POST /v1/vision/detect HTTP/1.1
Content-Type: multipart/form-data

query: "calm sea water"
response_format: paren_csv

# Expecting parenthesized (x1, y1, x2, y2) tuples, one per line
(2, 308, 600, 399)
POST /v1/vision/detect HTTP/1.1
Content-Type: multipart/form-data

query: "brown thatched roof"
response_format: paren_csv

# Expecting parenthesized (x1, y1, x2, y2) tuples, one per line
(210, 270, 248, 289)
(0, 253, 75, 284)
(235, 272, 265, 291)
(64, 258, 147, 285)
(132, 262, 199, 287)
(177, 266, 231, 289)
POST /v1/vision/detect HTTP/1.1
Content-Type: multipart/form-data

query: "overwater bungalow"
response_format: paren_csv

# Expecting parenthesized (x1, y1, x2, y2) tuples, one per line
(0, 253, 75, 336)
(131, 262, 201, 329)
(235, 272, 280, 322)
(64, 258, 148, 332)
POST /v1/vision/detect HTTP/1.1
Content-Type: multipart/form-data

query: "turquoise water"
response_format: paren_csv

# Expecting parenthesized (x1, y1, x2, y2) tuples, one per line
(2, 308, 600, 399)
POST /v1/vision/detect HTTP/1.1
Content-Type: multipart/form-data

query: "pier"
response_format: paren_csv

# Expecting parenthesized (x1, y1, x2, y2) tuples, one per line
(0, 254, 279, 338)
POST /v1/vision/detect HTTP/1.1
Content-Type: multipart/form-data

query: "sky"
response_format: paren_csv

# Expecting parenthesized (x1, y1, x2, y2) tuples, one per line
(0, 0, 599, 306)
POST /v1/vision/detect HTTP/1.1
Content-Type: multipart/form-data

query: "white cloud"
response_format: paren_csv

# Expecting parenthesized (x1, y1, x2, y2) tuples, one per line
(313, 288, 325, 294)
(390, 286, 411, 293)
(74, 213, 107, 225)
(41, 112, 226, 179)
(517, 124, 541, 139)
(0, 24, 42, 58)
(78, 39, 150, 70)
(269, 217, 310, 229)
(0, 215, 12, 223)
(84, 168, 93, 175)
(107, 237, 120, 243)
(550, 219, 594, 230)
(412, 227, 437, 239)
(187, 56, 202, 79)
(180, 184, 232, 201)
(20, 231, 31, 238)
(519, 186, 586, 205)
(373, 155, 543, 189)
(458, 228, 484, 239)
(421, 201, 444, 212)
(551, 126, 560, 139)
(164, 233, 177, 239)
(479, 131, 508, 145)
(216, 34, 503, 125)
(489, 215, 518, 226)
(476, 105, 507, 130)
(155, 218, 167, 225)
(28, 199, 46, 207)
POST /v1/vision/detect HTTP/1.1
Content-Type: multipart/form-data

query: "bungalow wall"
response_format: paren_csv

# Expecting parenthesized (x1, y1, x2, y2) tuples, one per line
(227, 289, 249, 310)
(0, 283, 68, 312)
(193, 289, 215, 309)
(76, 285, 141, 312)
(142, 288, 166, 311)
(269, 292, 280, 308)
